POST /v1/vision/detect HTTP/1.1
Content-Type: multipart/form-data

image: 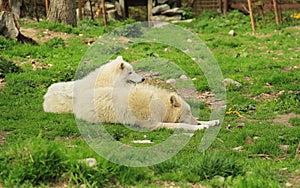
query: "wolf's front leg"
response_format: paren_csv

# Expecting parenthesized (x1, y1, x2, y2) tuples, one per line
(157, 123, 214, 131)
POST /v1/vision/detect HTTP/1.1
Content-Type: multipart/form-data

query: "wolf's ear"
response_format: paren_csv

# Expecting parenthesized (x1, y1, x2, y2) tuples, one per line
(116, 56, 123, 61)
(170, 95, 181, 107)
(120, 62, 125, 70)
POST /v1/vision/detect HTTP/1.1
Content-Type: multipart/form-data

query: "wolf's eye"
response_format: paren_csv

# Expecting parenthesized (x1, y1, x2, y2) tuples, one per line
(129, 72, 132, 75)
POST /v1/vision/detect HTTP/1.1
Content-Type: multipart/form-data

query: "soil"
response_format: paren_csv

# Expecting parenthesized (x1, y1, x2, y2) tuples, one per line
(20, 27, 74, 44)
(0, 78, 5, 89)
(0, 131, 10, 145)
(273, 112, 300, 126)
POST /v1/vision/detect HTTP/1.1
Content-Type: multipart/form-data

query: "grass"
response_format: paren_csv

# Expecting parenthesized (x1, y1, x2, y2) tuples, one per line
(0, 11, 300, 187)
(0, 137, 68, 186)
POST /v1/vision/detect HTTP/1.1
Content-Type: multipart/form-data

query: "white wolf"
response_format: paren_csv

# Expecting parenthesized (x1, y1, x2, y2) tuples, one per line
(43, 56, 144, 113)
(74, 84, 219, 131)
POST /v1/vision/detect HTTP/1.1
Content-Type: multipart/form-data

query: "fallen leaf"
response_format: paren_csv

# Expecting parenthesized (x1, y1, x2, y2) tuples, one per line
(264, 82, 273, 88)
(245, 136, 254, 145)
(237, 123, 245, 128)
(280, 167, 288, 172)
(233, 146, 243, 151)
(279, 145, 289, 153)
(285, 182, 293, 187)
(216, 138, 224, 143)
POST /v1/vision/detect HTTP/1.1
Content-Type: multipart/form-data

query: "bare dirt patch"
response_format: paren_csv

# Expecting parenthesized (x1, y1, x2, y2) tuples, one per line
(285, 26, 300, 31)
(20, 27, 74, 44)
(273, 112, 300, 126)
(285, 168, 300, 188)
(245, 32, 273, 39)
(0, 78, 5, 89)
(282, 64, 300, 72)
(255, 90, 285, 100)
(0, 131, 10, 145)
(247, 89, 299, 102)
(153, 181, 207, 188)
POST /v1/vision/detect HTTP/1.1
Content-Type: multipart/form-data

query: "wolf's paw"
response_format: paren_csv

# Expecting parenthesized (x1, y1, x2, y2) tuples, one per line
(210, 120, 220, 127)
(197, 120, 220, 128)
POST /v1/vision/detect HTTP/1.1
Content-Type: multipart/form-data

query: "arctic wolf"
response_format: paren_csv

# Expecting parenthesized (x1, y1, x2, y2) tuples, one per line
(43, 56, 144, 113)
(74, 84, 219, 131)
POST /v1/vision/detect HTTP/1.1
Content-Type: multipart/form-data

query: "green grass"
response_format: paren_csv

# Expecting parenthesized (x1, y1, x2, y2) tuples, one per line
(0, 11, 300, 187)
(0, 137, 68, 186)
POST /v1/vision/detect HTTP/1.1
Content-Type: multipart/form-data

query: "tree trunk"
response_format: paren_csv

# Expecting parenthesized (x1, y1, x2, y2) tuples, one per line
(9, 0, 22, 18)
(0, 11, 37, 44)
(47, 0, 77, 27)
(0, 11, 18, 38)
(0, 0, 11, 12)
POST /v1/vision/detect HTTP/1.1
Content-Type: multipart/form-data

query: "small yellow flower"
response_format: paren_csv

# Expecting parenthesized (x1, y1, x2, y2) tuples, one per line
(291, 13, 300, 19)
(226, 108, 243, 117)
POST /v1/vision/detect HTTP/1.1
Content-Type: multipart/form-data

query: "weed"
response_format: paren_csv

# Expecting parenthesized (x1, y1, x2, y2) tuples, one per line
(233, 175, 281, 188)
(25, 20, 80, 34)
(69, 155, 152, 186)
(289, 117, 300, 126)
(0, 57, 22, 78)
(191, 152, 244, 180)
(181, 5, 195, 20)
(0, 137, 68, 186)
(0, 36, 17, 50)
(69, 160, 115, 186)
(45, 37, 66, 48)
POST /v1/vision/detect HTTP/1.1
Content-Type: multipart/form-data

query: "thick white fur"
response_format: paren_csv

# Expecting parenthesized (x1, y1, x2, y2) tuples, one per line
(74, 84, 219, 131)
(43, 56, 144, 113)
(43, 82, 75, 113)
(44, 56, 219, 131)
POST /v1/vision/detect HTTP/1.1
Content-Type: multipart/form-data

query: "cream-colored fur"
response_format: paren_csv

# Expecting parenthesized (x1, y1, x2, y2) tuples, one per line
(43, 82, 75, 113)
(43, 56, 144, 113)
(74, 84, 219, 131)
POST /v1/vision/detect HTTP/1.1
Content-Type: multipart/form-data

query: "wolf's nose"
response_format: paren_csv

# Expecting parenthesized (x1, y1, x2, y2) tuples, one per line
(141, 78, 145, 82)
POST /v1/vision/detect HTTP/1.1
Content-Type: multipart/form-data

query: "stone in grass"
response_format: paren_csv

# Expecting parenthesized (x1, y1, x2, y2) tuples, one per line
(237, 123, 245, 128)
(79, 158, 97, 167)
(180, 74, 188, 80)
(279, 145, 289, 153)
(166, 78, 176, 86)
(233, 146, 243, 151)
(222, 78, 242, 88)
(285, 182, 293, 187)
(229, 30, 236, 36)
